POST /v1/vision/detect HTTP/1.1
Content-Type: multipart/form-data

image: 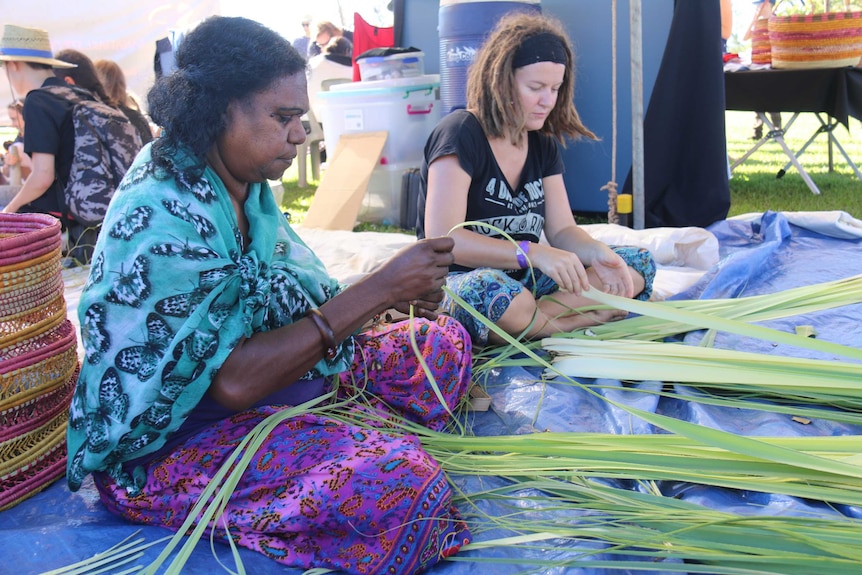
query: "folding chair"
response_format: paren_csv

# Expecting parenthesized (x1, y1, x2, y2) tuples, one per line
(297, 109, 324, 188)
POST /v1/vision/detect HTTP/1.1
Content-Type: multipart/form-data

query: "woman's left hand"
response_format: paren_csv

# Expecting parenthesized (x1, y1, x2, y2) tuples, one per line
(590, 248, 635, 298)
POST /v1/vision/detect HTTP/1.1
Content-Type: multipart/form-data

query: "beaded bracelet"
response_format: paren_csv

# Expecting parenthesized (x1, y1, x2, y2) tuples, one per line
(516, 240, 531, 269)
(306, 307, 337, 360)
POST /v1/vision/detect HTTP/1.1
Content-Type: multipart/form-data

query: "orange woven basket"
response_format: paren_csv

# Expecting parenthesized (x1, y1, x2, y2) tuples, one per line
(769, 11, 862, 69)
(751, 18, 772, 65)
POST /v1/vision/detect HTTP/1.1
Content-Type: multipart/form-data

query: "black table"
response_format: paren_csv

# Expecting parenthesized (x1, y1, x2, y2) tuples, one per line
(724, 67, 862, 194)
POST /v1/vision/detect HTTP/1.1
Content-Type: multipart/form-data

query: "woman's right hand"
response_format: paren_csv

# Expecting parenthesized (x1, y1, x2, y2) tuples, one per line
(372, 236, 455, 319)
(528, 243, 591, 296)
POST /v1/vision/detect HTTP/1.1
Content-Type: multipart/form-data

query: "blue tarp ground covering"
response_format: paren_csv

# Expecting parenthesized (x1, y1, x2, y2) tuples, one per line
(3, 211, 861, 575)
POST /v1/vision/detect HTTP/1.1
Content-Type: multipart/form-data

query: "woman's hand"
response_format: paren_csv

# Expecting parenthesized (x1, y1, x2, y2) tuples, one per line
(589, 247, 635, 298)
(4, 150, 18, 167)
(373, 236, 456, 319)
(528, 243, 591, 296)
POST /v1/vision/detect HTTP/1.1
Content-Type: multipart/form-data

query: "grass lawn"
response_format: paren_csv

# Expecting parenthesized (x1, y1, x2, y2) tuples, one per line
(282, 110, 861, 231)
(725, 111, 862, 218)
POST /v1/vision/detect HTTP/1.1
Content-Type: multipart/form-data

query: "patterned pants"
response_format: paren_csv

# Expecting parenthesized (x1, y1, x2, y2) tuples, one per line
(444, 245, 657, 346)
(95, 315, 472, 575)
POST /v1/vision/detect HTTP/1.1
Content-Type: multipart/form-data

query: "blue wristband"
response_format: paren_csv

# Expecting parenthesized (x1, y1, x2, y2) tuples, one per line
(516, 240, 530, 269)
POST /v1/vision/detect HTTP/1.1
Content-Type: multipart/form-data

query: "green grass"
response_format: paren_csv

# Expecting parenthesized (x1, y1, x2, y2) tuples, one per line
(279, 162, 405, 233)
(725, 111, 862, 218)
(282, 111, 861, 230)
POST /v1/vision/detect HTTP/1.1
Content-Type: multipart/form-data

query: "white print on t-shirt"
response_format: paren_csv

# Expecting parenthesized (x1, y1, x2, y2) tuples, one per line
(484, 177, 544, 213)
(471, 213, 545, 237)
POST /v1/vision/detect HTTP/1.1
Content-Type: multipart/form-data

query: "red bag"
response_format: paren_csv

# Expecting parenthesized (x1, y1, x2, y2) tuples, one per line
(352, 13, 395, 80)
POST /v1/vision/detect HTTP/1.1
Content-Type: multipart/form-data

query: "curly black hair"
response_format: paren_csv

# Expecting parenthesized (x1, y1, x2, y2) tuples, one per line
(147, 16, 306, 183)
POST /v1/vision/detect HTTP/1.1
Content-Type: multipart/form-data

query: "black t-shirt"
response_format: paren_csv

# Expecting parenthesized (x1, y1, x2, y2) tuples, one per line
(22, 77, 75, 217)
(418, 109, 564, 272)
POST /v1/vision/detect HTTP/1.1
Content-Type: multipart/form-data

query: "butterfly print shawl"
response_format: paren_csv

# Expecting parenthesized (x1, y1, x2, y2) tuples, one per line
(66, 145, 352, 493)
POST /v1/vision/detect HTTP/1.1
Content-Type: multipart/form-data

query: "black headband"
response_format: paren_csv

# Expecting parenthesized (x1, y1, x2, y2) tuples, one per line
(512, 32, 568, 69)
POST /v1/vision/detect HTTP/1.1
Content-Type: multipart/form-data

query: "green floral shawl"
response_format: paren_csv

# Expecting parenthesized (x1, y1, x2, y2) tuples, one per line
(66, 145, 352, 493)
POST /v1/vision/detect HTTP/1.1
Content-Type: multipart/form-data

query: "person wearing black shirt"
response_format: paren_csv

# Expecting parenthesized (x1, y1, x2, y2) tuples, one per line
(419, 12, 656, 347)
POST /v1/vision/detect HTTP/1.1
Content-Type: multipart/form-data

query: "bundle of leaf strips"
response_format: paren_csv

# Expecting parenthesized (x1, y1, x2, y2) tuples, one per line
(123, 395, 862, 575)
(472, 274, 862, 426)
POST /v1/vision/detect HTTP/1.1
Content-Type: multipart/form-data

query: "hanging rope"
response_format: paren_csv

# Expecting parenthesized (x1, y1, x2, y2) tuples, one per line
(601, 0, 620, 224)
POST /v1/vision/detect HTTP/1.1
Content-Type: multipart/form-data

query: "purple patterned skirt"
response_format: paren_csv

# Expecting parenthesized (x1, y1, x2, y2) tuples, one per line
(94, 316, 472, 574)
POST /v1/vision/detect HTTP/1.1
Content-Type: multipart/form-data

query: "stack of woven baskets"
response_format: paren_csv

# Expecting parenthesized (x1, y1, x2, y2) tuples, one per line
(1, 213, 79, 511)
(751, 17, 772, 65)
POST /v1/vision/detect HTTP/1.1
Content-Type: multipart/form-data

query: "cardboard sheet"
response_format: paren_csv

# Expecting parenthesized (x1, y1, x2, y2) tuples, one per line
(301, 131, 388, 230)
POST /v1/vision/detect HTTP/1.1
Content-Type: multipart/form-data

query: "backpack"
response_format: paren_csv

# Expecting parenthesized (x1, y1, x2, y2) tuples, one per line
(42, 84, 143, 226)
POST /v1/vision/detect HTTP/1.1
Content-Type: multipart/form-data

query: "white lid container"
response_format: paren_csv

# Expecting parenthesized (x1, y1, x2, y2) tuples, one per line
(319, 75, 441, 166)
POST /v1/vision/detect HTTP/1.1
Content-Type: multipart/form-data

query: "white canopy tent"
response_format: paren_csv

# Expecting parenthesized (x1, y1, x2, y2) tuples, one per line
(0, 0, 392, 123)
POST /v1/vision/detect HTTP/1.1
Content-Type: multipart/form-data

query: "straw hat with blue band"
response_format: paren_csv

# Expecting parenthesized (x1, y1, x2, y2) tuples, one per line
(0, 24, 76, 68)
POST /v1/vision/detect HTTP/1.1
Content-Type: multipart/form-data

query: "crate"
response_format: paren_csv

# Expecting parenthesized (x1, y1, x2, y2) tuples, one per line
(358, 51, 425, 81)
(319, 75, 441, 167)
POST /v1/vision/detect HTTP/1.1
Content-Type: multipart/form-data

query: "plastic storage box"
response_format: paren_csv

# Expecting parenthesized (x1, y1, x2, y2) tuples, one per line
(358, 51, 424, 81)
(318, 75, 441, 167)
(358, 162, 415, 226)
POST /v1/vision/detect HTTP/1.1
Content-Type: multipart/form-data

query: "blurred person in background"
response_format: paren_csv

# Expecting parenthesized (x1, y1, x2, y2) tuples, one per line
(744, 0, 781, 139)
(307, 20, 353, 59)
(1, 100, 32, 184)
(306, 36, 353, 120)
(292, 16, 313, 60)
(95, 58, 154, 144)
(0, 25, 78, 235)
(53, 49, 113, 105)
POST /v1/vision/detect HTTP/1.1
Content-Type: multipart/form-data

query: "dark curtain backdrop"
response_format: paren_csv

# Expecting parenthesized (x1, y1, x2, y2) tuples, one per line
(622, 0, 730, 228)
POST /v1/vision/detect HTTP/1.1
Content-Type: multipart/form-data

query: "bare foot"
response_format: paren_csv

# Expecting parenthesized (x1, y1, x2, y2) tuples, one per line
(550, 307, 628, 334)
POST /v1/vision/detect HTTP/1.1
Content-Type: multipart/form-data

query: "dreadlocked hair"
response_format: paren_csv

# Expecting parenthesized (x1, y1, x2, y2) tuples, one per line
(466, 11, 596, 146)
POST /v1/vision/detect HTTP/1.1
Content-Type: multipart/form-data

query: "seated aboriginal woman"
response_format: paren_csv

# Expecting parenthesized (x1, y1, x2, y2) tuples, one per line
(418, 12, 656, 347)
(66, 16, 471, 575)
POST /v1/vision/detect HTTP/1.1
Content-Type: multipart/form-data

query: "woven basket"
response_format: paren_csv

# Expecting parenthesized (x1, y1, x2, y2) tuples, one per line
(0, 213, 62, 267)
(769, 11, 862, 69)
(1, 320, 79, 411)
(1, 214, 66, 347)
(0, 270, 65, 321)
(0, 212, 77, 511)
(751, 17, 772, 65)
(0, 368, 77, 511)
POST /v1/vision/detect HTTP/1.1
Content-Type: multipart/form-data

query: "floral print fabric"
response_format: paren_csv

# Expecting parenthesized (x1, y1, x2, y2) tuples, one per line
(95, 317, 473, 575)
(67, 145, 352, 494)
